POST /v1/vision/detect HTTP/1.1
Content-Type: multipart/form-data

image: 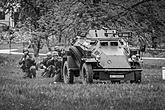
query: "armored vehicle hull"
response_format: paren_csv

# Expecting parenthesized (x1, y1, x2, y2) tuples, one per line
(62, 29, 142, 84)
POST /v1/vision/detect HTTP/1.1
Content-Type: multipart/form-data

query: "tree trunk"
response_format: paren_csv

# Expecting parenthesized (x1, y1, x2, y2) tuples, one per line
(59, 29, 62, 43)
(45, 37, 51, 51)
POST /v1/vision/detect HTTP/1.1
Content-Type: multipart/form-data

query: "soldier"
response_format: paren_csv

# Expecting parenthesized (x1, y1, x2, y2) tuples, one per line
(40, 51, 58, 78)
(40, 52, 52, 77)
(54, 46, 61, 56)
(40, 51, 62, 81)
(60, 48, 65, 57)
(19, 48, 37, 78)
(51, 51, 62, 82)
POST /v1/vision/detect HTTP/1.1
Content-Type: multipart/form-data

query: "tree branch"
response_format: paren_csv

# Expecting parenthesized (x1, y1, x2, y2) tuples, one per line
(23, 0, 39, 16)
(106, 0, 154, 21)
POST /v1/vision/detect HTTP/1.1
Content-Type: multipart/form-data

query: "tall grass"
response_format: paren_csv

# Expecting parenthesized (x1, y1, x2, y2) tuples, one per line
(0, 55, 165, 110)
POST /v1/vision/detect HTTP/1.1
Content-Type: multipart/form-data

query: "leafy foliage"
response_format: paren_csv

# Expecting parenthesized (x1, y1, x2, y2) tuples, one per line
(1, 0, 165, 47)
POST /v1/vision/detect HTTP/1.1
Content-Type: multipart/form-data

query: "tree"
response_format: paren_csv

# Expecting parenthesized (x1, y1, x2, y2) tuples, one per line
(74, 0, 165, 47)
(1, 0, 165, 49)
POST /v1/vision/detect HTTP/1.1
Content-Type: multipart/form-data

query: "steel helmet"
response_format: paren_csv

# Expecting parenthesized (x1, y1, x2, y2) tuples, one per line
(52, 51, 59, 56)
(23, 48, 29, 53)
(54, 46, 59, 51)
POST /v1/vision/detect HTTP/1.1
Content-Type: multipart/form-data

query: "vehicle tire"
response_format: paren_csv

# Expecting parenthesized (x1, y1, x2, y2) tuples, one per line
(81, 63, 93, 84)
(63, 61, 74, 84)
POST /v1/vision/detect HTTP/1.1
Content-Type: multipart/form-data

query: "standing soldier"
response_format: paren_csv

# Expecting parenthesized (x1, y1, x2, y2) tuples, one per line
(19, 48, 37, 78)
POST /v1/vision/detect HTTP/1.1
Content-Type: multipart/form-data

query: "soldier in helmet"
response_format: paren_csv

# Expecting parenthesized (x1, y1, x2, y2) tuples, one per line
(40, 52, 53, 77)
(19, 48, 37, 78)
(40, 51, 59, 78)
(39, 51, 62, 80)
(51, 51, 62, 82)
(54, 46, 61, 56)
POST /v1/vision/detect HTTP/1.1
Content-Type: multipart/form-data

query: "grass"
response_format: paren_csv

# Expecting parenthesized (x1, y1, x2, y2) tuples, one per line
(1, 81, 164, 110)
(0, 44, 165, 110)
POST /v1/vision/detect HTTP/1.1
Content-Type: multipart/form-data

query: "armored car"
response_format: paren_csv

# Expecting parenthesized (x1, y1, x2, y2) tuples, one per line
(62, 29, 142, 84)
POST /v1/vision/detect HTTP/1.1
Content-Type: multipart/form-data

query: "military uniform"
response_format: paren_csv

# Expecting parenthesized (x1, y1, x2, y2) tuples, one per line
(51, 51, 62, 82)
(40, 52, 55, 78)
(19, 49, 37, 78)
(40, 51, 62, 81)
(51, 57, 62, 77)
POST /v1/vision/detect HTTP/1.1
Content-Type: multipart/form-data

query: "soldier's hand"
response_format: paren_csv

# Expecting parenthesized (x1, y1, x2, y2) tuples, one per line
(22, 58, 25, 61)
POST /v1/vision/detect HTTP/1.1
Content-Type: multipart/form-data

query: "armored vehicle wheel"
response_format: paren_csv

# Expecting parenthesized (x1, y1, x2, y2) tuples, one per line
(131, 63, 142, 83)
(63, 61, 74, 84)
(81, 63, 93, 84)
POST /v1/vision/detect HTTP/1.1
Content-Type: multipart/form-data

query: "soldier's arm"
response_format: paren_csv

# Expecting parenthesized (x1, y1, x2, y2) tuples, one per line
(19, 56, 25, 65)
(19, 60, 23, 65)
(40, 64, 46, 69)
(39, 58, 47, 69)
(47, 58, 54, 66)
(39, 60, 47, 69)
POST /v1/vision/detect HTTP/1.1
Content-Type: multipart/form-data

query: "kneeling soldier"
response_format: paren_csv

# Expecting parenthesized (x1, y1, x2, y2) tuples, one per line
(51, 51, 62, 82)
(40, 51, 62, 81)
(19, 48, 37, 78)
(40, 52, 55, 78)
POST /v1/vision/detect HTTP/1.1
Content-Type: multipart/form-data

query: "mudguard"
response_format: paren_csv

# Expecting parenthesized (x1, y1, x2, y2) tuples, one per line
(67, 56, 79, 70)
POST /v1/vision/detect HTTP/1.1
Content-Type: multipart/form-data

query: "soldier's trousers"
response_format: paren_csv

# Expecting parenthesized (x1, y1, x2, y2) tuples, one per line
(42, 66, 61, 82)
(53, 69, 61, 82)
(23, 66, 36, 78)
(42, 65, 56, 78)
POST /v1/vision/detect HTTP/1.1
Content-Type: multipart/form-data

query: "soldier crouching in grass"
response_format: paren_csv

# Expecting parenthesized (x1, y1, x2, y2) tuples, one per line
(39, 52, 53, 78)
(39, 51, 62, 82)
(19, 48, 37, 78)
(51, 51, 62, 82)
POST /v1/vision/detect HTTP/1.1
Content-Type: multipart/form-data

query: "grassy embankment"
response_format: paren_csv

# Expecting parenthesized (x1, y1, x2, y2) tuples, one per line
(0, 44, 165, 110)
